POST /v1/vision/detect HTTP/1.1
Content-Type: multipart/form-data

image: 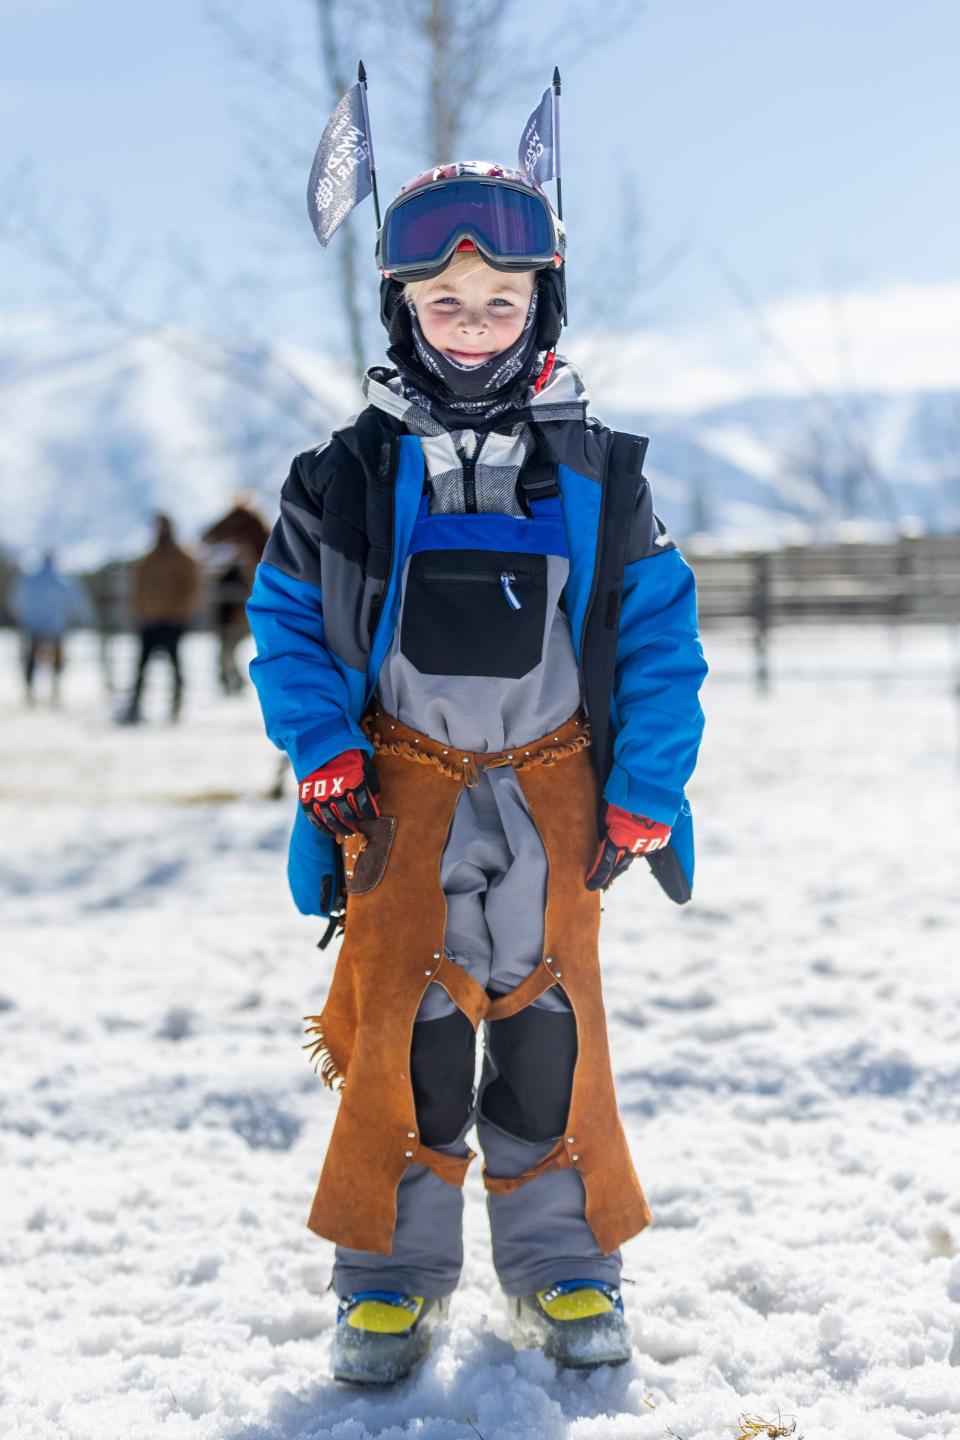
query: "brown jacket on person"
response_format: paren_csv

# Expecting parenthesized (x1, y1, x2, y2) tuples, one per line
(132, 537, 201, 624)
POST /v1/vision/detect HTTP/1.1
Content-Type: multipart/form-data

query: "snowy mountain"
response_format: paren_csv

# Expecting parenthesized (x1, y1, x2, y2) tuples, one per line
(1, 312, 958, 569)
(594, 389, 960, 547)
(0, 315, 356, 570)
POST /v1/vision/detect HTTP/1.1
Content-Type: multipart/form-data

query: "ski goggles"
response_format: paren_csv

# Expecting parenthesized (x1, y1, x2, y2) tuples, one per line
(377, 176, 563, 281)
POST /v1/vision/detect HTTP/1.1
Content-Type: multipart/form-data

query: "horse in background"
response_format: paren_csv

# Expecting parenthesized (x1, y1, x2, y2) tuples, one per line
(200, 503, 270, 696)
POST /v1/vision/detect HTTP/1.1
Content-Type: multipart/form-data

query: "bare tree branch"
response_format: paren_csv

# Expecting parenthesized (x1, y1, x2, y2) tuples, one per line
(388, 0, 644, 155)
(207, 0, 372, 379)
(0, 177, 330, 432)
(315, 0, 368, 381)
(205, 0, 323, 107)
(6, 0, 659, 462)
(206, 0, 654, 390)
(707, 245, 899, 526)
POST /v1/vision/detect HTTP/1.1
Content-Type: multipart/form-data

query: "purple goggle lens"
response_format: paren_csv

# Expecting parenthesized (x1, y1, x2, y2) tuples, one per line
(380, 180, 555, 277)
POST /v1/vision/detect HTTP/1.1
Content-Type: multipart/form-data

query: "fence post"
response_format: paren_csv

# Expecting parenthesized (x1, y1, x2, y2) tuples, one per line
(751, 552, 770, 693)
(895, 535, 913, 621)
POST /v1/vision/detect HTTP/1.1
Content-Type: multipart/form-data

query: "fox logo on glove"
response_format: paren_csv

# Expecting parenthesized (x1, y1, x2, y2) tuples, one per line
(626, 817, 670, 853)
(299, 750, 380, 838)
(300, 775, 347, 802)
(585, 804, 673, 890)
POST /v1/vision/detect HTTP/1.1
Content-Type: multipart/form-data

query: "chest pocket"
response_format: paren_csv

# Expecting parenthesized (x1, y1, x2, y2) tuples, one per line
(401, 547, 548, 678)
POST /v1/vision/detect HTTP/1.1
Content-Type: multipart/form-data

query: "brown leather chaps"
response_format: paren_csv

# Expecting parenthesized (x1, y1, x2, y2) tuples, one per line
(304, 706, 652, 1255)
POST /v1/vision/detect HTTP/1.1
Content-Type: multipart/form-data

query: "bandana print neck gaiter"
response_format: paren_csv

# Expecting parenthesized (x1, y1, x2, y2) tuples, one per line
(406, 286, 540, 408)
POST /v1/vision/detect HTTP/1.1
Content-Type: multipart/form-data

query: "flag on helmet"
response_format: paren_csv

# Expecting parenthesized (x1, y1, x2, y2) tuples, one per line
(307, 82, 373, 247)
(518, 86, 557, 187)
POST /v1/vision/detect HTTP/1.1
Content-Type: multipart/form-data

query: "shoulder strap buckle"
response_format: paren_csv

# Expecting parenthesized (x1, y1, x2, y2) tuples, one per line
(517, 428, 560, 510)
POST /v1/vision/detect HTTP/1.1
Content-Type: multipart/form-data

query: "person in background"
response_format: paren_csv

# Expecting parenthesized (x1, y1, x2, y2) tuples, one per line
(200, 502, 270, 696)
(122, 514, 200, 724)
(8, 552, 94, 706)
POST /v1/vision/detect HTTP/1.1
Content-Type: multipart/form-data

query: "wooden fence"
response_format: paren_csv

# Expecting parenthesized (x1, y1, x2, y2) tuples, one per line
(4, 536, 960, 693)
(688, 534, 960, 688)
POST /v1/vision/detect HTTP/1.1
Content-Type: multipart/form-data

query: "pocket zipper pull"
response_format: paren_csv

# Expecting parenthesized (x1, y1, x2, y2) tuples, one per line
(500, 571, 522, 611)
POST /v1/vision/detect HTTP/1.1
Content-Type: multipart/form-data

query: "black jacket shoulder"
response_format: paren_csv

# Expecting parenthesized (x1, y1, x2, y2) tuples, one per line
(273, 407, 401, 582)
(287, 405, 403, 500)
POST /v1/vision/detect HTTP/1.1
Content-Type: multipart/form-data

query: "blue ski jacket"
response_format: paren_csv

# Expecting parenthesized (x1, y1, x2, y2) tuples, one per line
(247, 405, 707, 916)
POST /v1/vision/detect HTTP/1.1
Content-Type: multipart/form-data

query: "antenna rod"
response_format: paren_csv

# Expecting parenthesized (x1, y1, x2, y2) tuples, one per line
(358, 60, 381, 231)
(552, 66, 563, 221)
(552, 66, 567, 325)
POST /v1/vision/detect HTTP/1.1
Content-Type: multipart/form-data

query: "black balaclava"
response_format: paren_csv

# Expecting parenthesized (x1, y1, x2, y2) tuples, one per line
(381, 268, 565, 426)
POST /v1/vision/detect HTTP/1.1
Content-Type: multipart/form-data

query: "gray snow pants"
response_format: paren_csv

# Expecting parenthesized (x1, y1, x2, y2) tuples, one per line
(332, 767, 623, 1299)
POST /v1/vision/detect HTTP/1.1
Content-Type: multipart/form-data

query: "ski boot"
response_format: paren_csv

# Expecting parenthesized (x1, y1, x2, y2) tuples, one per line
(331, 1291, 448, 1386)
(509, 1279, 631, 1369)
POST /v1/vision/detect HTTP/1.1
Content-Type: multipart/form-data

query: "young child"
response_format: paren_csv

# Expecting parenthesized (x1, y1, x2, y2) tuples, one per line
(247, 160, 707, 1385)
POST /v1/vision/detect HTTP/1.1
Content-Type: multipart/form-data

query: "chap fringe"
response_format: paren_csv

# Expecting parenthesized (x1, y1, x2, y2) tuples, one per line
(303, 1016, 345, 1090)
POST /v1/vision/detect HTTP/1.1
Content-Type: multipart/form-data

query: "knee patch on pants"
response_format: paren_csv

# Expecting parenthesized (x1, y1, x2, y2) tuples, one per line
(410, 1011, 476, 1147)
(480, 1003, 578, 1143)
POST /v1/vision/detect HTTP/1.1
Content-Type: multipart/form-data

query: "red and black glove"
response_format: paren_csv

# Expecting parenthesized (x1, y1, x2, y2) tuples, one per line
(299, 749, 380, 839)
(585, 803, 672, 891)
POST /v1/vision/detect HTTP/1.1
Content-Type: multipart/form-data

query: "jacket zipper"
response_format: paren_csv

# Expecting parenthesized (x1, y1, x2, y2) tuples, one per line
(460, 433, 488, 513)
(421, 566, 527, 610)
(500, 572, 522, 610)
(422, 567, 530, 583)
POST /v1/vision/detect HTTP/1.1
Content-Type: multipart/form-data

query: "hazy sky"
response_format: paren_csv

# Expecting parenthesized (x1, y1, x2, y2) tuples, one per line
(3, 0, 958, 365)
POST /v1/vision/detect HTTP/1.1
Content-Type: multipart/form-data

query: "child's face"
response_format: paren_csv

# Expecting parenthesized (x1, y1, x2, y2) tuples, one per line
(413, 262, 535, 366)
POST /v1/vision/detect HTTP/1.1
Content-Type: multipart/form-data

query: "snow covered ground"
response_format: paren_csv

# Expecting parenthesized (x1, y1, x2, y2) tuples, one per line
(2, 624, 959, 1440)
